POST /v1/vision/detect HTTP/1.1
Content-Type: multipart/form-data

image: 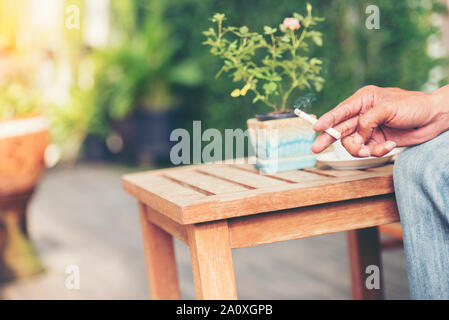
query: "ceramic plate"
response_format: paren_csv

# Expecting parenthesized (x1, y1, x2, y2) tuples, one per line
(316, 148, 402, 170)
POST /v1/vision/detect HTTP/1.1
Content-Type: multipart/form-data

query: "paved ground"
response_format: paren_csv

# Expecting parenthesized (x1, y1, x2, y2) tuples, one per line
(0, 163, 409, 299)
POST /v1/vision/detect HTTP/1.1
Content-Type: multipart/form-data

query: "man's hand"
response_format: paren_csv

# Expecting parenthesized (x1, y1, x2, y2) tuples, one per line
(311, 85, 449, 157)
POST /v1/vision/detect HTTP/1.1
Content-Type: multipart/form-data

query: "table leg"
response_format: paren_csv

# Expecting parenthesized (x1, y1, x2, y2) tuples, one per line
(187, 220, 237, 300)
(139, 202, 180, 300)
(347, 226, 385, 300)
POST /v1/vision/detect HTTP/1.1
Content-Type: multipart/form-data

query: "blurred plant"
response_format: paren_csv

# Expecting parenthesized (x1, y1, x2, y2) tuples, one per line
(203, 3, 324, 112)
(0, 80, 42, 120)
(87, 0, 203, 137)
(0, 54, 42, 120)
(46, 86, 91, 159)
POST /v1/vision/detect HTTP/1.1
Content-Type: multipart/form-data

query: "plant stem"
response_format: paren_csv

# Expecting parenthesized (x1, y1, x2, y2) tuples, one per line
(280, 27, 308, 111)
(270, 33, 283, 111)
(282, 81, 296, 111)
(270, 34, 276, 74)
(296, 27, 307, 50)
(252, 88, 277, 111)
(264, 99, 277, 110)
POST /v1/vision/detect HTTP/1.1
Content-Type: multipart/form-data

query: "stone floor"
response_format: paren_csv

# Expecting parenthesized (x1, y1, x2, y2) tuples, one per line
(0, 163, 410, 299)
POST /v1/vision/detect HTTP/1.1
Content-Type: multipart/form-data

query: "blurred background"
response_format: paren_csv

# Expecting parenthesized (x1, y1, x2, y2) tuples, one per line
(0, 0, 448, 299)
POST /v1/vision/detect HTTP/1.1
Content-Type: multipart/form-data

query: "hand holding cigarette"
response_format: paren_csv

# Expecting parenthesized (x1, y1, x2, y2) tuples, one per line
(309, 85, 449, 157)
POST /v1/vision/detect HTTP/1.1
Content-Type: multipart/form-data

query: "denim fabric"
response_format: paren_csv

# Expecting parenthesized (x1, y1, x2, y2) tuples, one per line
(394, 130, 449, 299)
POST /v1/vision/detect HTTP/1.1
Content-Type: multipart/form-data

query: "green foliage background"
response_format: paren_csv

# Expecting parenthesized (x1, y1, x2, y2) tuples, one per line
(71, 0, 446, 161)
(160, 0, 445, 133)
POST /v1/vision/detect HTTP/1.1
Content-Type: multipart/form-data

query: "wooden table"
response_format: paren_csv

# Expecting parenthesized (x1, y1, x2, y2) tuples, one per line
(122, 161, 399, 300)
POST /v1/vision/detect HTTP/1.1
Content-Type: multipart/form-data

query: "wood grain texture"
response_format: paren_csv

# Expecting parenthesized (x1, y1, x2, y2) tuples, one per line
(347, 227, 385, 300)
(303, 167, 365, 177)
(366, 164, 395, 173)
(145, 205, 187, 244)
(198, 165, 288, 188)
(163, 167, 249, 194)
(122, 162, 394, 224)
(139, 202, 181, 300)
(273, 169, 329, 183)
(122, 174, 206, 223)
(187, 221, 237, 300)
(379, 222, 403, 240)
(180, 172, 394, 224)
(228, 195, 399, 248)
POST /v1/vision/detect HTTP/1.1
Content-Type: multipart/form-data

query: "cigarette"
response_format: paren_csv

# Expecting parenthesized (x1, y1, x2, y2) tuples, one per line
(294, 108, 341, 140)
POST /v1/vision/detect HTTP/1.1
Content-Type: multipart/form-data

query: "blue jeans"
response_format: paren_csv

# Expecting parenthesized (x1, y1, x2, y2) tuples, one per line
(394, 130, 449, 299)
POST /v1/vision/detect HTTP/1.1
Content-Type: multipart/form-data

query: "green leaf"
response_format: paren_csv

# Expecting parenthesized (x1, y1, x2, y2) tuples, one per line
(252, 71, 265, 78)
(263, 26, 276, 35)
(310, 58, 322, 65)
(202, 28, 216, 37)
(293, 13, 304, 22)
(211, 13, 226, 23)
(312, 35, 323, 46)
(263, 82, 277, 94)
(306, 3, 312, 15)
(239, 26, 249, 35)
(252, 95, 263, 103)
(314, 81, 323, 92)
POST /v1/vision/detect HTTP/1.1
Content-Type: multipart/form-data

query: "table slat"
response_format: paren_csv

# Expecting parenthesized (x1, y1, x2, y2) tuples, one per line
(228, 163, 258, 172)
(197, 165, 288, 189)
(124, 173, 206, 199)
(273, 170, 330, 183)
(178, 171, 394, 223)
(303, 167, 366, 177)
(228, 194, 399, 248)
(122, 161, 395, 224)
(162, 168, 250, 195)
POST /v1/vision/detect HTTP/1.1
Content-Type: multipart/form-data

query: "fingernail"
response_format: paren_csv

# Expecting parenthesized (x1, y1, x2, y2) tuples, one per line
(354, 133, 363, 145)
(385, 141, 396, 150)
(359, 147, 371, 157)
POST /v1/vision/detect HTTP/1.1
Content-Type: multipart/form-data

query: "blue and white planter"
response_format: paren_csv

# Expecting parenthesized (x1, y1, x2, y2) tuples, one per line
(247, 116, 317, 173)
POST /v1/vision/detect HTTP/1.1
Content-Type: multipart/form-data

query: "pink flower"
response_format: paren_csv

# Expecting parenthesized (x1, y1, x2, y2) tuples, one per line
(282, 17, 300, 31)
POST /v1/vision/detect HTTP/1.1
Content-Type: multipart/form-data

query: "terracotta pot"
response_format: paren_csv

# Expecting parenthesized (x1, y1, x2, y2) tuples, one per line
(247, 114, 316, 173)
(0, 115, 48, 282)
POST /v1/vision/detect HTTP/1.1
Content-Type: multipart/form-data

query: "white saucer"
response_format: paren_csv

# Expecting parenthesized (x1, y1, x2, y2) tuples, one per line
(316, 147, 402, 170)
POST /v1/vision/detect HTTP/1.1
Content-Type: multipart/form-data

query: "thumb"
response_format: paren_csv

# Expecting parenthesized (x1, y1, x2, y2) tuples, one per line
(356, 103, 391, 143)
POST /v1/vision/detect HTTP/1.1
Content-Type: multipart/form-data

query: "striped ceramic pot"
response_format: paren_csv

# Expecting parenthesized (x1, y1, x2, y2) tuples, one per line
(247, 115, 316, 173)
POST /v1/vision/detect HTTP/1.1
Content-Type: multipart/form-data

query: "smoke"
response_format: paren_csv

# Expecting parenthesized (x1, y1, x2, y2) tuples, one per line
(292, 93, 317, 113)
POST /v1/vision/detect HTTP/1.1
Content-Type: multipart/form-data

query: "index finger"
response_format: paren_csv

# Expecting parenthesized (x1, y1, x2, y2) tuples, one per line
(314, 90, 367, 132)
(311, 116, 358, 153)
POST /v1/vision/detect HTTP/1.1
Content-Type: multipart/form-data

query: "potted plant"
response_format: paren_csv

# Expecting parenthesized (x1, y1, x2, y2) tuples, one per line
(203, 4, 324, 173)
(0, 55, 48, 282)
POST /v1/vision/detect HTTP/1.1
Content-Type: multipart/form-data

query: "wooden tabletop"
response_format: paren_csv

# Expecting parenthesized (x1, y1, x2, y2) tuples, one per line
(122, 161, 395, 225)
